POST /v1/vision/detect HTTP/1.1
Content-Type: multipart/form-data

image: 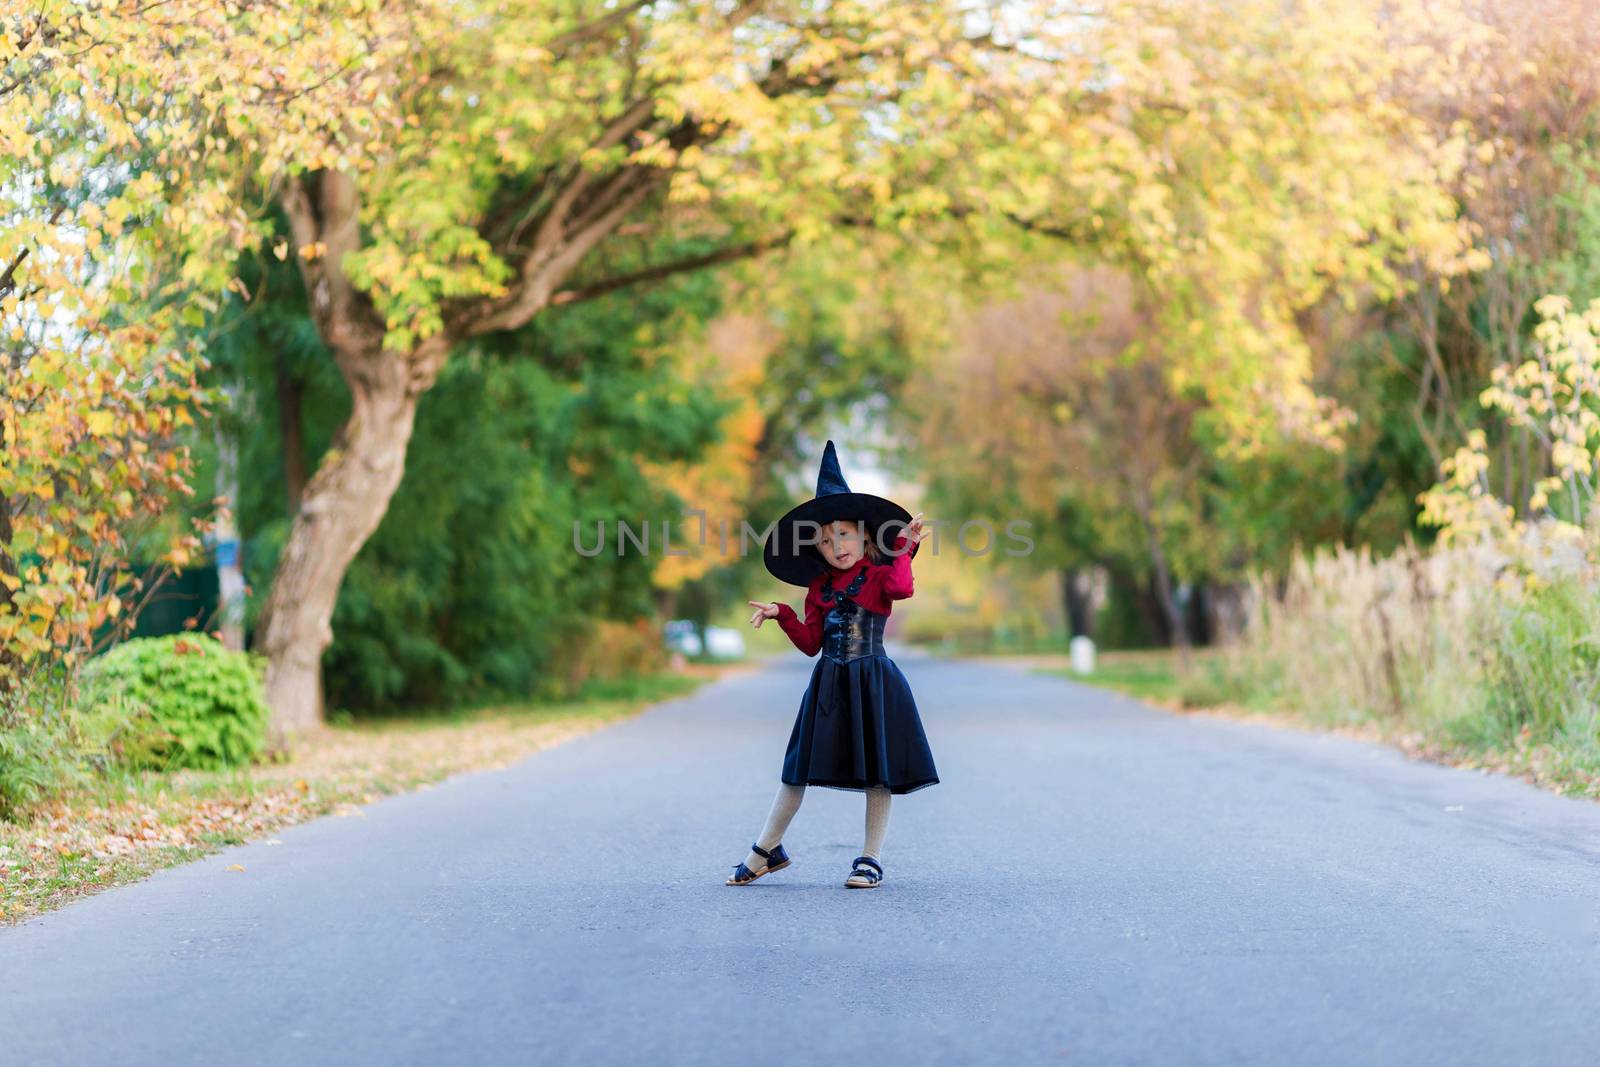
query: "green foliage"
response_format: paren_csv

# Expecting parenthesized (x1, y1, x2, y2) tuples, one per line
(0, 672, 80, 817)
(1062, 653, 1184, 705)
(0, 666, 135, 818)
(1095, 579, 1164, 651)
(80, 634, 269, 771)
(1545, 144, 1600, 300)
(1039, 650, 1233, 708)
(1469, 581, 1600, 760)
(1219, 542, 1600, 792)
(0, 711, 65, 817)
(1173, 659, 1241, 710)
(207, 236, 733, 712)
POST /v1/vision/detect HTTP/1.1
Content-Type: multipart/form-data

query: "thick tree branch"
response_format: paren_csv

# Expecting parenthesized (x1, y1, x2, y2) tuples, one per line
(543, 0, 653, 56)
(1001, 209, 1096, 244)
(530, 96, 659, 247)
(545, 0, 767, 57)
(465, 4, 989, 340)
(478, 95, 660, 258)
(549, 233, 795, 307)
(278, 172, 385, 365)
(463, 168, 663, 336)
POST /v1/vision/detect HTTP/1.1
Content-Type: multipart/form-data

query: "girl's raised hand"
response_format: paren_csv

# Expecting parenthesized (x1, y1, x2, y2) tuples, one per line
(747, 600, 782, 628)
(904, 511, 927, 545)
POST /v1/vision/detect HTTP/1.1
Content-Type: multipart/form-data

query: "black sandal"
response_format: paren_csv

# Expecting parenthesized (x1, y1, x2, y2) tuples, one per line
(725, 842, 791, 886)
(844, 855, 882, 889)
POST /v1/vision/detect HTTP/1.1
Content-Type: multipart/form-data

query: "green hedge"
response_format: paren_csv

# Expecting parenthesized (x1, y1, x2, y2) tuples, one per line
(81, 634, 269, 771)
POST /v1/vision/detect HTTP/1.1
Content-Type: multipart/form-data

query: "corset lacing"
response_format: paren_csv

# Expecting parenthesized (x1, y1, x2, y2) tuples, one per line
(815, 565, 887, 715)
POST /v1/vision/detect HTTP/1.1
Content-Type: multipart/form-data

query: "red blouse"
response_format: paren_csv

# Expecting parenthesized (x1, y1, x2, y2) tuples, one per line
(772, 533, 920, 657)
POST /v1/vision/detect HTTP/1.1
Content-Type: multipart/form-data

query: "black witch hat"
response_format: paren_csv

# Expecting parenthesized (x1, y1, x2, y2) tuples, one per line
(762, 439, 913, 587)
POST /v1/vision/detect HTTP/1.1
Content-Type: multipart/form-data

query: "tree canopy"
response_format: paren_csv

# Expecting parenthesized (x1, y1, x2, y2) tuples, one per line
(4, 0, 1553, 735)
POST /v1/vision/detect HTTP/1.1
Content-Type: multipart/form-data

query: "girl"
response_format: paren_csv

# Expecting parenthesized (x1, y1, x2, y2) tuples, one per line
(727, 440, 940, 890)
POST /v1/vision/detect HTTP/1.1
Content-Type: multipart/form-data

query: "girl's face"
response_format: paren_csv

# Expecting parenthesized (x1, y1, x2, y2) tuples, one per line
(819, 519, 868, 569)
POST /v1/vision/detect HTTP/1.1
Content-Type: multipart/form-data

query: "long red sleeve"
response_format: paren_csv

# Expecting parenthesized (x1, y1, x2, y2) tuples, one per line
(773, 590, 825, 657)
(771, 534, 920, 654)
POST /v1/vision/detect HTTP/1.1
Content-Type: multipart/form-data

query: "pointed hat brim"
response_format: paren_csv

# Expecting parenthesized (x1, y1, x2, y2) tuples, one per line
(762, 491, 913, 587)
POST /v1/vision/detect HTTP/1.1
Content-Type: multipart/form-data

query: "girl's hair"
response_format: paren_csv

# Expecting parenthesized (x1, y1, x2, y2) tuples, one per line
(862, 522, 884, 563)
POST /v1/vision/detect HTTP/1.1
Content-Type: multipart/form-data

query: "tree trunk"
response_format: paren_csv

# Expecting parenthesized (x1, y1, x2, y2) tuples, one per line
(0, 472, 16, 691)
(1139, 511, 1191, 664)
(1059, 567, 1094, 640)
(1201, 580, 1248, 644)
(253, 343, 443, 745)
(1104, 564, 1162, 646)
(276, 353, 308, 512)
(1186, 582, 1213, 646)
(256, 141, 671, 740)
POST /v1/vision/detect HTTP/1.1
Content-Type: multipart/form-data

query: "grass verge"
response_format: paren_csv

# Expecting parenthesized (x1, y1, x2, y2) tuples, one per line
(1035, 649, 1199, 704)
(968, 646, 1600, 803)
(0, 665, 737, 924)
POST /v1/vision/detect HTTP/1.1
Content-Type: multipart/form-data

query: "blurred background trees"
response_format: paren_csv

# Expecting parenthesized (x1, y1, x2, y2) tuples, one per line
(6, 0, 1600, 789)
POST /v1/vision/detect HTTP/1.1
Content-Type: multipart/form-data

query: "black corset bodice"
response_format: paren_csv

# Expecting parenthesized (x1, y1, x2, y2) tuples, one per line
(822, 602, 886, 663)
(819, 565, 886, 664)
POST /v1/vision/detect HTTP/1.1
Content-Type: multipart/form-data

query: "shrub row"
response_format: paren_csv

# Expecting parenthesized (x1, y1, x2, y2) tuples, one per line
(1, 634, 268, 817)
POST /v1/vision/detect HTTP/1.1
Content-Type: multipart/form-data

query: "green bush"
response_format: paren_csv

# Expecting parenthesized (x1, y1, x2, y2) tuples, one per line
(81, 634, 269, 771)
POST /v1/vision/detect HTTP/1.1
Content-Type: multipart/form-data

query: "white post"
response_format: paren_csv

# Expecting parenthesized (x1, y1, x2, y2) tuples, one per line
(1069, 635, 1096, 675)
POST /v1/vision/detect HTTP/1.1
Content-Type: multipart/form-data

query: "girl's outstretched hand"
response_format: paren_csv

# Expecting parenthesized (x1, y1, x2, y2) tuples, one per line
(747, 600, 782, 628)
(904, 511, 927, 545)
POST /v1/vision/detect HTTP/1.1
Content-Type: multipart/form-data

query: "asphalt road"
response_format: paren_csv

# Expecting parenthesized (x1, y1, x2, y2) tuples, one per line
(3, 647, 1598, 1066)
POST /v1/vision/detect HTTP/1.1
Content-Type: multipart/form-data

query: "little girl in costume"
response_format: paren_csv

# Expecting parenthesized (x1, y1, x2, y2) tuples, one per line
(727, 440, 940, 890)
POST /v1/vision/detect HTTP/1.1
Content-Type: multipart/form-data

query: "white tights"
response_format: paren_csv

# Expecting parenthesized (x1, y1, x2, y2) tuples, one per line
(743, 782, 892, 871)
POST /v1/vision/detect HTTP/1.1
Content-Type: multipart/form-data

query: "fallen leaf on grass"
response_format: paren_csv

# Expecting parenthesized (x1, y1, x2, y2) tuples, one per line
(226, 864, 245, 872)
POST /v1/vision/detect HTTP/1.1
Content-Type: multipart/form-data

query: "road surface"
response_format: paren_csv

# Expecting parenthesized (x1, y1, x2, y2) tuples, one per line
(3, 647, 1598, 1065)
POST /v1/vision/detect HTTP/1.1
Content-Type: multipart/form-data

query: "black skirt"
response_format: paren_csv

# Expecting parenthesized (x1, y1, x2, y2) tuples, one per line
(781, 651, 940, 795)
